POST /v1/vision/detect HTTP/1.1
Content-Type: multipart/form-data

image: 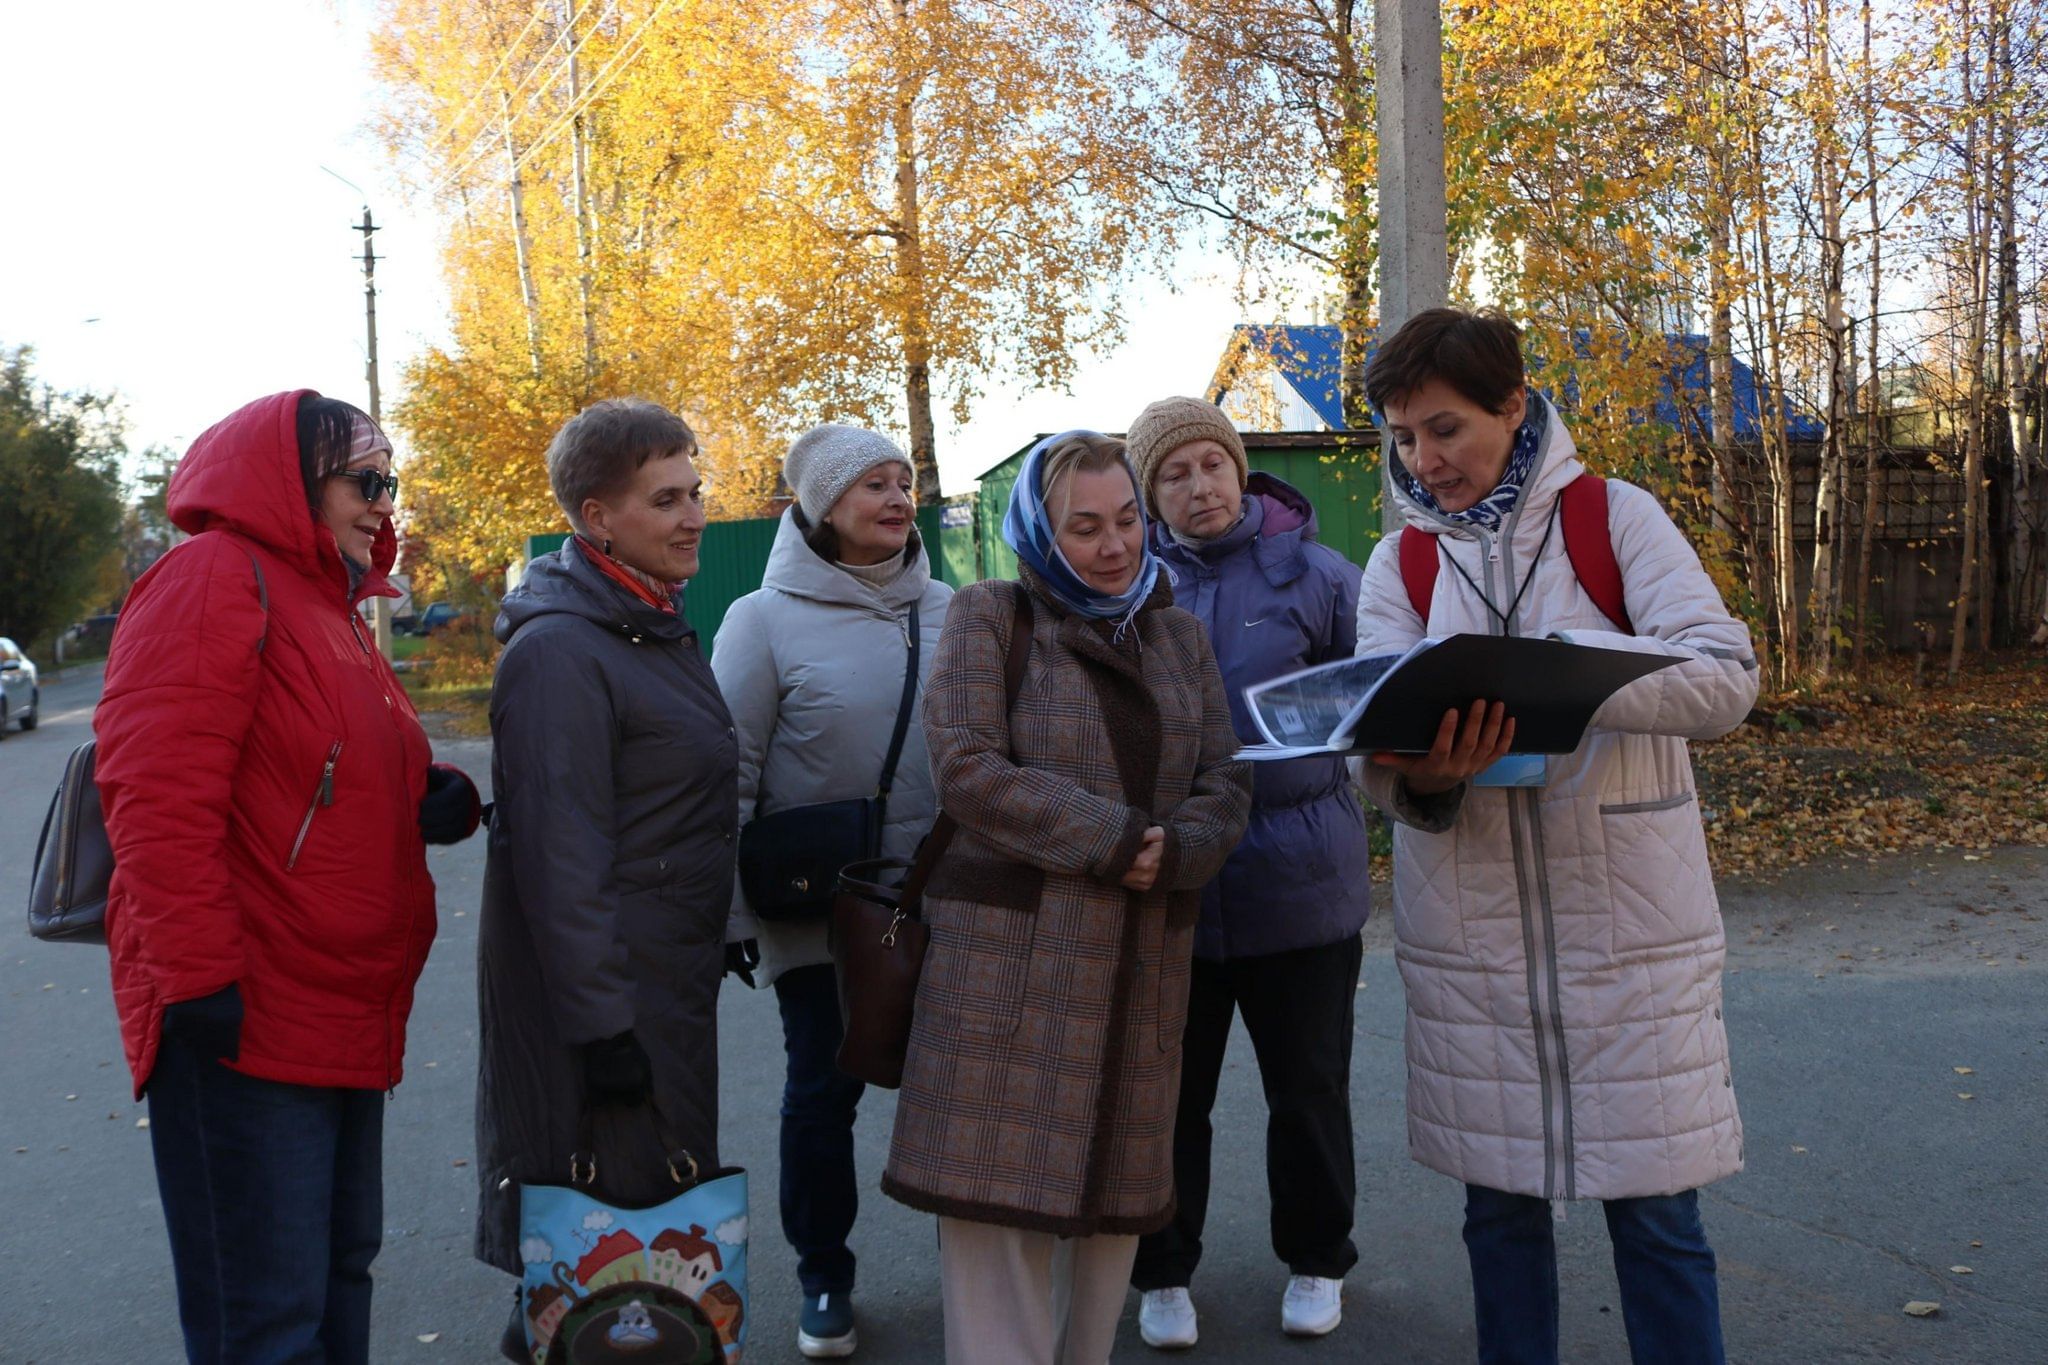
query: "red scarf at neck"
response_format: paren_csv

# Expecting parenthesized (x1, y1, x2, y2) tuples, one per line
(576, 535, 678, 615)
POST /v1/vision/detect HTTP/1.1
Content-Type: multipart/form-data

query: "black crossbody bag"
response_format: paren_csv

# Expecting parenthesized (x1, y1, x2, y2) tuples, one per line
(735, 600, 921, 922)
(28, 544, 269, 945)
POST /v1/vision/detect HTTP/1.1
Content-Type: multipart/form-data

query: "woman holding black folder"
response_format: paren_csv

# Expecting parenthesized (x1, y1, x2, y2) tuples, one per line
(1352, 309, 1759, 1365)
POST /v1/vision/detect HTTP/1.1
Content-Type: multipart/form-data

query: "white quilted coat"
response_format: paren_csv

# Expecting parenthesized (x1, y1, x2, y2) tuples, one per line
(1352, 407, 1759, 1202)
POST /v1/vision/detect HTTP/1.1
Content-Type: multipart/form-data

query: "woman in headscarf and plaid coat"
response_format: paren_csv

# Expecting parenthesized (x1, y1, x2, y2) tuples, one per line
(881, 432, 1252, 1363)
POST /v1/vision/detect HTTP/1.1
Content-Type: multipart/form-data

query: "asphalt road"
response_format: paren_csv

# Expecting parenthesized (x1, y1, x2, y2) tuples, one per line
(2, 665, 2042, 1363)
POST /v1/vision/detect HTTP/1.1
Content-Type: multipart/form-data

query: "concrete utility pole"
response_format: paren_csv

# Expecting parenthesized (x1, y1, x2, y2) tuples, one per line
(1376, 0, 1450, 532)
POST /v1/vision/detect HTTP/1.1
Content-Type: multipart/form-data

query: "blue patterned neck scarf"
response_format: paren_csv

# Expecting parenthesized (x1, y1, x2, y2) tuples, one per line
(1389, 388, 1549, 534)
(1002, 430, 1162, 629)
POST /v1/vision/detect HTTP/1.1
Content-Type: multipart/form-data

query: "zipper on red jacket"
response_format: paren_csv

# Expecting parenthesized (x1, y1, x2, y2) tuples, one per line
(287, 742, 345, 870)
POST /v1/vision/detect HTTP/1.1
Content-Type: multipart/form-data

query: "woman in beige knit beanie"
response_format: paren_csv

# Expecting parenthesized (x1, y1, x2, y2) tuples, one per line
(1124, 397, 1248, 521)
(1123, 393, 1374, 1349)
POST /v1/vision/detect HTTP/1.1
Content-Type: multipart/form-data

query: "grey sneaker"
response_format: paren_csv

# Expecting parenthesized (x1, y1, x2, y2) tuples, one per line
(798, 1291, 858, 1359)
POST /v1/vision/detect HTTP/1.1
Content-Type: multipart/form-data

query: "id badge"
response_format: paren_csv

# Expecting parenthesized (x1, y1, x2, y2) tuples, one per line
(1473, 753, 1548, 788)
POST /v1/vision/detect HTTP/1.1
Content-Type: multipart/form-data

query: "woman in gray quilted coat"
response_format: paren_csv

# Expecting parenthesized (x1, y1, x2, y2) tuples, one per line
(1354, 310, 1759, 1365)
(710, 425, 952, 1360)
(473, 400, 738, 1362)
(882, 432, 1250, 1364)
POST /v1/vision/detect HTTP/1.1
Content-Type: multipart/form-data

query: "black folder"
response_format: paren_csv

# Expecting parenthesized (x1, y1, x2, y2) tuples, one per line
(1350, 634, 1677, 752)
(1241, 633, 1679, 759)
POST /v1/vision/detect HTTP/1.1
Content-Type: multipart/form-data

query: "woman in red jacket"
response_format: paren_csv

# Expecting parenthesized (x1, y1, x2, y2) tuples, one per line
(94, 390, 480, 1365)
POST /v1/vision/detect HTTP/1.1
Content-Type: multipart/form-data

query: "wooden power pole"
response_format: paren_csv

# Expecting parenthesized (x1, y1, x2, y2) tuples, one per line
(352, 203, 394, 660)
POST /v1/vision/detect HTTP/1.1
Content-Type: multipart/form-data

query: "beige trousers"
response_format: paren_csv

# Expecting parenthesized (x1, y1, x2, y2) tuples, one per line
(937, 1217, 1140, 1364)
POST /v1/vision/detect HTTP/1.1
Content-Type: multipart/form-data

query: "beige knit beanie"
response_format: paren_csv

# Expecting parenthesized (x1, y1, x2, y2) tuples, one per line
(1125, 397, 1247, 513)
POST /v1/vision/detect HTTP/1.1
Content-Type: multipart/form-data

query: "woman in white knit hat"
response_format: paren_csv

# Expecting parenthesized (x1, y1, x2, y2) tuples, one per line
(710, 424, 953, 1359)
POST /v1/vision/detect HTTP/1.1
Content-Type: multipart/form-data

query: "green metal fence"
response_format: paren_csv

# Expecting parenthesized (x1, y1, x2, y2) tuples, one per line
(522, 503, 977, 654)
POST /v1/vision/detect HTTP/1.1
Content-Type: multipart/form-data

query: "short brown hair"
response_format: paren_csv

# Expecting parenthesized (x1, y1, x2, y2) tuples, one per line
(1038, 432, 1134, 520)
(545, 398, 698, 534)
(1365, 308, 1526, 415)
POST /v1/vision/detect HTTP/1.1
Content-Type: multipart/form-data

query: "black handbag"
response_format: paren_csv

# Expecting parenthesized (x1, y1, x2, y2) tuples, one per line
(27, 545, 267, 946)
(736, 600, 921, 922)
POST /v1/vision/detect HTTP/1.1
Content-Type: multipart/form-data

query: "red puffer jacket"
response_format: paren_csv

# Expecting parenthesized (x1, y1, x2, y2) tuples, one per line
(96, 390, 437, 1098)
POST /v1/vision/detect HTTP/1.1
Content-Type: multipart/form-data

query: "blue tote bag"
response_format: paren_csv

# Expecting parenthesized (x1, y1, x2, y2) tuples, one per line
(516, 1105, 748, 1363)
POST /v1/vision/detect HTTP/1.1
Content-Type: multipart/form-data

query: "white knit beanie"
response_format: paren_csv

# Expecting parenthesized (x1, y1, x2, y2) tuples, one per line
(784, 424, 914, 525)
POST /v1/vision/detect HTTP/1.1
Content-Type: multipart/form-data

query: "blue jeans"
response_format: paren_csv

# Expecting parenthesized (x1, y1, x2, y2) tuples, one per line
(774, 963, 865, 1298)
(1462, 1183, 1725, 1365)
(147, 1032, 386, 1364)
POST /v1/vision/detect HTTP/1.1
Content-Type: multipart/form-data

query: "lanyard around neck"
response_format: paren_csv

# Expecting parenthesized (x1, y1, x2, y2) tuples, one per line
(1438, 505, 1559, 636)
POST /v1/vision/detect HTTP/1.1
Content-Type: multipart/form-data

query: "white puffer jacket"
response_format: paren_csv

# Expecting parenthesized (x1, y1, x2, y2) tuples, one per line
(1352, 406, 1759, 1202)
(713, 510, 953, 987)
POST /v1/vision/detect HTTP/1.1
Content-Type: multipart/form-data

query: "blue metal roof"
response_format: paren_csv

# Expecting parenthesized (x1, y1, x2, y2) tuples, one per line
(1221, 324, 1823, 441)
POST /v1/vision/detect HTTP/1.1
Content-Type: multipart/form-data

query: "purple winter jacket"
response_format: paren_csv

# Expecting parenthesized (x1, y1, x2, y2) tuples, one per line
(1152, 473, 1372, 959)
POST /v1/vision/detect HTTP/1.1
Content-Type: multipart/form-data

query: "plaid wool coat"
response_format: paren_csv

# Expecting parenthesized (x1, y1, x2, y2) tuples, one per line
(881, 569, 1252, 1236)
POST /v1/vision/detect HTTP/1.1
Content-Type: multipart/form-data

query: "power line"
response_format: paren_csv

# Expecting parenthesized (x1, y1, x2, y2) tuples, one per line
(506, 0, 671, 179)
(423, 0, 595, 192)
(434, 0, 665, 194)
(416, 3, 549, 167)
(427, 0, 622, 195)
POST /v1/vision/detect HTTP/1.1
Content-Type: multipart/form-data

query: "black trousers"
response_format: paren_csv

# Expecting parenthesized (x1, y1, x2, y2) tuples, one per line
(1132, 933, 1364, 1289)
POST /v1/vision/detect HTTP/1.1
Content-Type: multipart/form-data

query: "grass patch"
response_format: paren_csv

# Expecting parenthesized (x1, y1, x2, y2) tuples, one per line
(398, 624, 498, 737)
(401, 676, 491, 737)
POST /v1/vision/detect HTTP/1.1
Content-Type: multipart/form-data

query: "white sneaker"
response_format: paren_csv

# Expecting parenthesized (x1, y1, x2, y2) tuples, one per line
(1138, 1287, 1199, 1349)
(1280, 1275, 1343, 1337)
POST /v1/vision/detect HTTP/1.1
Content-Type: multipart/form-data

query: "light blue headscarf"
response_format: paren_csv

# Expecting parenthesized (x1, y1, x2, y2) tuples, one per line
(1001, 430, 1162, 630)
(1387, 387, 1550, 534)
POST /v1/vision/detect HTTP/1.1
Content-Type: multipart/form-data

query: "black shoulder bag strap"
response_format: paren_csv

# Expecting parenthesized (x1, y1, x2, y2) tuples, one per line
(897, 583, 1033, 908)
(872, 599, 921, 829)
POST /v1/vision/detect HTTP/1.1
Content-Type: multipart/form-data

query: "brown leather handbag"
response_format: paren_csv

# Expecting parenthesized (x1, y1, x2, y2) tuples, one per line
(830, 584, 1033, 1089)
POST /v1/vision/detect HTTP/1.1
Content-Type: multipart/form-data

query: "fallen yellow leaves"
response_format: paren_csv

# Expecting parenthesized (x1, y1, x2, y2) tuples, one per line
(1696, 653, 2048, 879)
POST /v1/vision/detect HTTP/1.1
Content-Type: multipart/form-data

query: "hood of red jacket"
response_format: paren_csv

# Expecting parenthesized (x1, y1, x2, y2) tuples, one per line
(167, 390, 399, 595)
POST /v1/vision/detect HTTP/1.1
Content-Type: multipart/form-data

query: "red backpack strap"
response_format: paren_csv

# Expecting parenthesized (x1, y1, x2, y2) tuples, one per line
(1397, 526, 1441, 625)
(1559, 474, 1633, 634)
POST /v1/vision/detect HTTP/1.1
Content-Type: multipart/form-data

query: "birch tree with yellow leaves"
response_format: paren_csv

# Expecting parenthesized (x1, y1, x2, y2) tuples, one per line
(373, 0, 1169, 593)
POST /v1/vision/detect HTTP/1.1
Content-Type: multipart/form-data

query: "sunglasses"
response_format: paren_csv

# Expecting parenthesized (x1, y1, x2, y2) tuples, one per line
(330, 469, 400, 504)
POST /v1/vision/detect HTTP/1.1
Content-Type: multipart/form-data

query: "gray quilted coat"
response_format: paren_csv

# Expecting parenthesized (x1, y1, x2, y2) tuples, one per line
(710, 509, 953, 987)
(1352, 409, 1759, 1203)
(473, 540, 738, 1274)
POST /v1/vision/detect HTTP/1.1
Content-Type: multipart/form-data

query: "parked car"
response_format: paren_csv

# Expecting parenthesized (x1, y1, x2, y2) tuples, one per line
(408, 602, 471, 636)
(63, 615, 120, 657)
(0, 637, 39, 735)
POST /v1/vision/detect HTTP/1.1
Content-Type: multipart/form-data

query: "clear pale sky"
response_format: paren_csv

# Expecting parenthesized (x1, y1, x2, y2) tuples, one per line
(3, 1, 1313, 498)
